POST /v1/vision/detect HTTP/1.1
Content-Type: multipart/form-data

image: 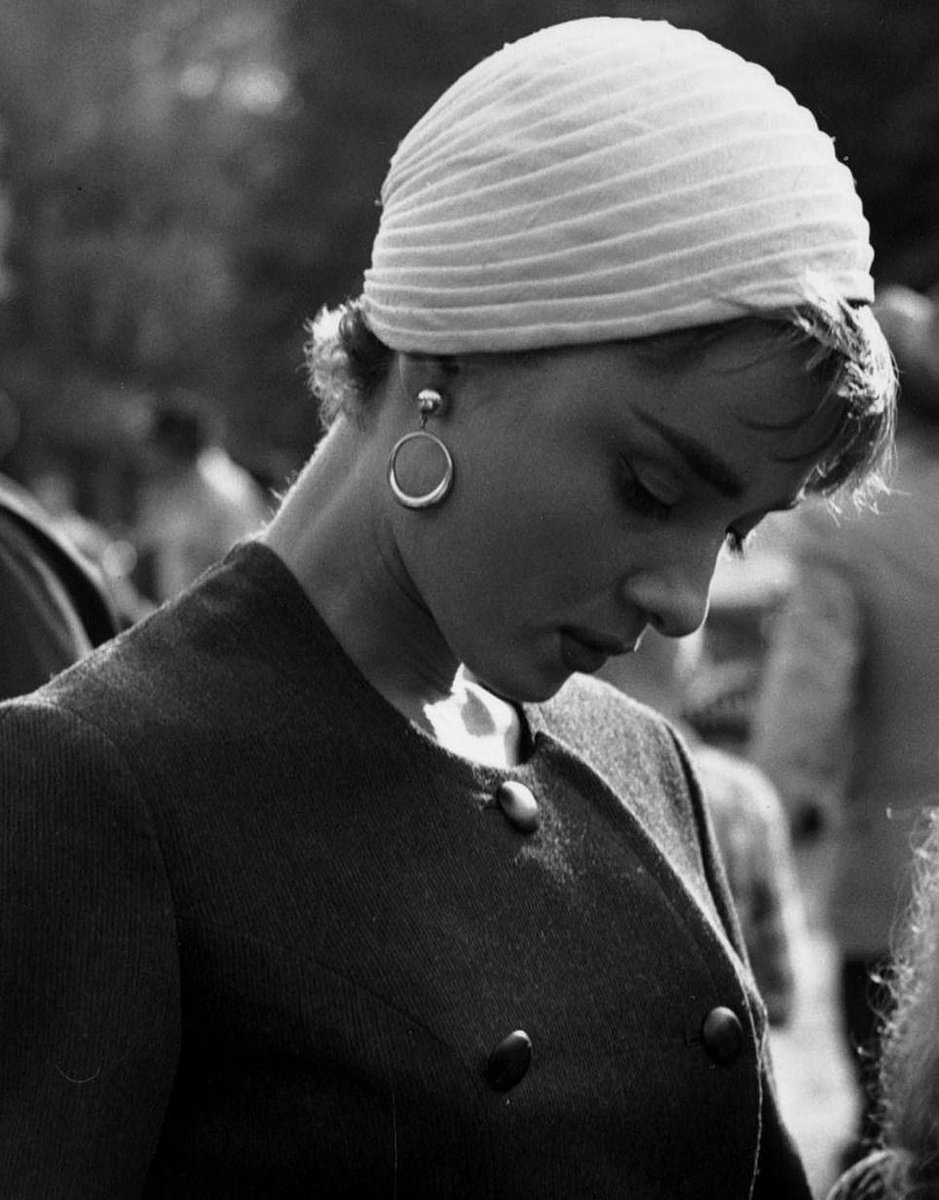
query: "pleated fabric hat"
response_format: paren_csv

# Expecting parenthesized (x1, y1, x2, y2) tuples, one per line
(363, 18, 875, 354)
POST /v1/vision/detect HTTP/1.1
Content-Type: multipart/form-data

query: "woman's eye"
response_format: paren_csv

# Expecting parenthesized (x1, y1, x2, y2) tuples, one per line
(724, 529, 748, 558)
(618, 461, 675, 518)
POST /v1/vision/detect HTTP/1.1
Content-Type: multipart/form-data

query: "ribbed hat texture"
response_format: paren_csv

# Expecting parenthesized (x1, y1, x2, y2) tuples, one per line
(363, 18, 874, 354)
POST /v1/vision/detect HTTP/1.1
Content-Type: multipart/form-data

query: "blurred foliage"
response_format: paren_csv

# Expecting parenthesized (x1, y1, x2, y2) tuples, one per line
(0, 0, 938, 505)
(0, 0, 291, 484)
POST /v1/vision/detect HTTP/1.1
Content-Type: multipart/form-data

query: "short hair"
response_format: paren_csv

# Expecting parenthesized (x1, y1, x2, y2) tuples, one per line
(304, 294, 896, 506)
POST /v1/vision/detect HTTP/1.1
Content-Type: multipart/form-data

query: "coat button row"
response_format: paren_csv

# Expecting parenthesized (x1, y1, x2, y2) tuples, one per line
(485, 1009, 744, 1092)
(485, 1029, 533, 1091)
(701, 1006, 745, 1065)
(495, 781, 539, 833)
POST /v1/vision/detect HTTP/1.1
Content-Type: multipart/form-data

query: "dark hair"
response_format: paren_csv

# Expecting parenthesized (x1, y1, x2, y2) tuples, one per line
(305, 293, 896, 505)
(625, 299, 896, 506)
(304, 301, 395, 430)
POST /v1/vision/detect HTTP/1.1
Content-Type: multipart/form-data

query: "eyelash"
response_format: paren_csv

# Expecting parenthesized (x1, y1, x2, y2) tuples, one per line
(618, 463, 672, 519)
(619, 461, 748, 558)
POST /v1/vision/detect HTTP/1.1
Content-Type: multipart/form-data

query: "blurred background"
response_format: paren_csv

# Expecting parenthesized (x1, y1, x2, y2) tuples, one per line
(1, 2, 937, 1191)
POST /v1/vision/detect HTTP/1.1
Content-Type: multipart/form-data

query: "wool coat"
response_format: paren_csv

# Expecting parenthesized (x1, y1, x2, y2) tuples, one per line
(0, 543, 810, 1198)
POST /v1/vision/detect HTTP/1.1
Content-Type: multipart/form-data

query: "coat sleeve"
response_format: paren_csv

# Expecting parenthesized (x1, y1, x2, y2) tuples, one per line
(0, 698, 181, 1197)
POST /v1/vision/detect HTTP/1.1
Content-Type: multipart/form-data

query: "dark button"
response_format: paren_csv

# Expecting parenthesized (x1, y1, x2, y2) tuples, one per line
(701, 1006, 745, 1065)
(485, 1029, 532, 1091)
(496, 781, 539, 834)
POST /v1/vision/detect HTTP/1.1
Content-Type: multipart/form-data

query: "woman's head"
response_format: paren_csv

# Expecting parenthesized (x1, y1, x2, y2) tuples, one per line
(294, 18, 896, 703)
(308, 17, 894, 501)
(359, 321, 872, 700)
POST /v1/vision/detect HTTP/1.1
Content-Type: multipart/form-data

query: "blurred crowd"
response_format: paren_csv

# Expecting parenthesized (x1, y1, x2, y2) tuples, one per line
(0, 395, 273, 697)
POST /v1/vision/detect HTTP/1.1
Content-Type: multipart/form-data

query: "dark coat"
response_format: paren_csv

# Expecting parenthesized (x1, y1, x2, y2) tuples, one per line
(0, 543, 810, 1197)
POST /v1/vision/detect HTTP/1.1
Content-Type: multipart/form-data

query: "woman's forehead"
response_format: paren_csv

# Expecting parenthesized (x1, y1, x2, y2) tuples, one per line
(472, 334, 837, 495)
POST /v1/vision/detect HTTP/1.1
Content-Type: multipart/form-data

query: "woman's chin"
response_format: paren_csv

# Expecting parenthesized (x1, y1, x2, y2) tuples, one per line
(466, 659, 572, 707)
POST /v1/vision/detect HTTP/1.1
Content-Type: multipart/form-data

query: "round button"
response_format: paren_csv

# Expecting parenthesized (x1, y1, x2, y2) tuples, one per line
(485, 1029, 532, 1092)
(701, 1006, 745, 1065)
(496, 781, 539, 833)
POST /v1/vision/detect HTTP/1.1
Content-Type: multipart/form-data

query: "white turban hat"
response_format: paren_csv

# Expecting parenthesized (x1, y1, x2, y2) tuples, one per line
(362, 18, 875, 354)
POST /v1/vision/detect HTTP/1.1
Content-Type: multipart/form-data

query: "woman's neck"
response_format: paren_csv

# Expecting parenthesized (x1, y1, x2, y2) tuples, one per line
(419, 670, 523, 767)
(261, 420, 524, 767)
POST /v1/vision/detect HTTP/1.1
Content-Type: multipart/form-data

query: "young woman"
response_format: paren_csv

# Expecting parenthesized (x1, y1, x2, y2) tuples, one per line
(0, 18, 895, 1197)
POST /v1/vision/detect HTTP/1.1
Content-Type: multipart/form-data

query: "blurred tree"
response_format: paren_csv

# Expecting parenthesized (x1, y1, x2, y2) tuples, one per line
(0, 0, 290, 497)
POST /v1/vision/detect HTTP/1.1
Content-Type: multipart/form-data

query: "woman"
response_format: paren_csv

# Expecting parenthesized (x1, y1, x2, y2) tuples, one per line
(0, 18, 895, 1198)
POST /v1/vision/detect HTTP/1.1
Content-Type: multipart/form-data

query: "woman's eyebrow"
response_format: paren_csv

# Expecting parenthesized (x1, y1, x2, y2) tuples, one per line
(633, 411, 745, 498)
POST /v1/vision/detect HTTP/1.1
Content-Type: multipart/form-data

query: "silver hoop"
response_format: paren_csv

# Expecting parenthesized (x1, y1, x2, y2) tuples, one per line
(387, 430, 454, 509)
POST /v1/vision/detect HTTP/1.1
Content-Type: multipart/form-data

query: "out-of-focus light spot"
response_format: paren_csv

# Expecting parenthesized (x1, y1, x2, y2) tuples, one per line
(223, 66, 289, 113)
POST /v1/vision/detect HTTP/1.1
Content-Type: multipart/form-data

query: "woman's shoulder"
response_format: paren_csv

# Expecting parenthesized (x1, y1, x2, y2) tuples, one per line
(534, 673, 700, 822)
(538, 671, 682, 757)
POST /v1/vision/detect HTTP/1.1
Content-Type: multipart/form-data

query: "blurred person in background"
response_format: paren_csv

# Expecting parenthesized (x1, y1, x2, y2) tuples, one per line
(750, 283, 939, 1169)
(0, 469, 120, 699)
(135, 400, 272, 602)
(0, 19, 895, 1197)
(30, 468, 154, 629)
(827, 807, 939, 1199)
(0, 385, 121, 693)
(680, 527, 797, 757)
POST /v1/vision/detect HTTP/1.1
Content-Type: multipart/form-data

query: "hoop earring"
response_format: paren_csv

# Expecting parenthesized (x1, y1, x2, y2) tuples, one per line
(387, 388, 455, 509)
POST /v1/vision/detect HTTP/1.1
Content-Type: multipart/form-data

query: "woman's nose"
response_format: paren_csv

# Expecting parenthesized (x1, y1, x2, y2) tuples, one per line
(620, 551, 716, 639)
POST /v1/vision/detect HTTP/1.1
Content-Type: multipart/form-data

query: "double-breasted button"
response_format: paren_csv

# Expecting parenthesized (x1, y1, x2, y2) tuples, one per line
(701, 1006, 745, 1065)
(495, 781, 539, 833)
(485, 1029, 532, 1091)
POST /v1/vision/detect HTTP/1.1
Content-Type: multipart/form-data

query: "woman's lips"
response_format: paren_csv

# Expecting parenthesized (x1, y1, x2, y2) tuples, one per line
(559, 627, 635, 674)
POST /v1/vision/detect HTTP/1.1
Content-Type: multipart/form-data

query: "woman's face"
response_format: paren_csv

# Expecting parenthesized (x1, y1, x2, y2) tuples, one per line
(390, 328, 839, 703)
